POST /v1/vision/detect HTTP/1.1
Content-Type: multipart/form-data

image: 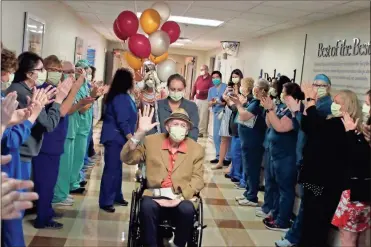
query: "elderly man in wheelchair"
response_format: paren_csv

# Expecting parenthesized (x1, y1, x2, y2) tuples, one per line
(121, 105, 205, 247)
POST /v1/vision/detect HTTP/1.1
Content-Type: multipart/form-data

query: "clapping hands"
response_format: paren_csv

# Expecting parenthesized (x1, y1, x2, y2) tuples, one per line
(261, 97, 274, 110)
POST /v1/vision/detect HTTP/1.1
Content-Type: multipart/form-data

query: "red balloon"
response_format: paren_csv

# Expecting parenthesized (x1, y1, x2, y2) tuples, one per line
(128, 34, 151, 59)
(113, 19, 128, 41)
(161, 21, 181, 44)
(116, 10, 139, 38)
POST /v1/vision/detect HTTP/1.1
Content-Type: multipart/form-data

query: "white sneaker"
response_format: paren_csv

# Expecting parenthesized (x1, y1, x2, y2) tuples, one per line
(53, 198, 74, 206)
(238, 199, 258, 207)
(235, 196, 245, 201)
(275, 239, 295, 247)
(255, 207, 269, 218)
(67, 194, 74, 199)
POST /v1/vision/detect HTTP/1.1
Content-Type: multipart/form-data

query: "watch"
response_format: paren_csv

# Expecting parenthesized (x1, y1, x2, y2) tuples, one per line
(306, 98, 315, 102)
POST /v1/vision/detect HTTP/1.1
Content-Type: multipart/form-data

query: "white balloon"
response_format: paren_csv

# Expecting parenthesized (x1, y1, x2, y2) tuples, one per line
(151, 2, 170, 21)
(157, 59, 177, 82)
(149, 30, 170, 57)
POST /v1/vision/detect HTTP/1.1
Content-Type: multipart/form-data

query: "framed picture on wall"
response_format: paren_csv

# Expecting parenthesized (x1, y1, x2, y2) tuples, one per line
(22, 12, 45, 56)
(74, 37, 84, 63)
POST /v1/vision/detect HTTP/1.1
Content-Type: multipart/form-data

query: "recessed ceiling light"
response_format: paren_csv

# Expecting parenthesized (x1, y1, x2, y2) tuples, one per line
(171, 42, 185, 47)
(178, 37, 192, 43)
(137, 13, 223, 27)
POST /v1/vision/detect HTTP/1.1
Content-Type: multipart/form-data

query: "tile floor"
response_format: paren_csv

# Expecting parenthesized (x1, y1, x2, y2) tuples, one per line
(23, 123, 283, 246)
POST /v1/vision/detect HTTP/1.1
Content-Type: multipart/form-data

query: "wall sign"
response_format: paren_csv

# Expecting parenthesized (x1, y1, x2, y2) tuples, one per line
(318, 38, 371, 58)
(260, 69, 296, 83)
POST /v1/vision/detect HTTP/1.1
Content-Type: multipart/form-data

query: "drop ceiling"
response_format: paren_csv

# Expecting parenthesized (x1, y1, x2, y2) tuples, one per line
(63, 0, 370, 51)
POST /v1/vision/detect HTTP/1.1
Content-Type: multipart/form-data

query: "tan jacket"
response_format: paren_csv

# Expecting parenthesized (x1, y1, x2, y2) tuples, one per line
(121, 134, 205, 200)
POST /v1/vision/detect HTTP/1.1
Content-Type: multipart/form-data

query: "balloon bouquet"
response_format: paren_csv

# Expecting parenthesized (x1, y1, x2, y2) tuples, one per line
(112, 2, 181, 108)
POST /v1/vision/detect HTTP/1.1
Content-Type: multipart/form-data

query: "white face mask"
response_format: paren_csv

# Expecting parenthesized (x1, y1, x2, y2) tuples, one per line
(35, 70, 47, 86)
(47, 71, 62, 86)
(232, 77, 240, 84)
(169, 126, 187, 142)
(362, 103, 370, 123)
(268, 87, 277, 97)
(331, 102, 342, 117)
(169, 91, 184, 102)
(136, 81, 145, 90)
(146, 80, 155, 88)
(200, 71, 205, 76)
(87, 74, 93, 81)
(1, 81, 11, 90)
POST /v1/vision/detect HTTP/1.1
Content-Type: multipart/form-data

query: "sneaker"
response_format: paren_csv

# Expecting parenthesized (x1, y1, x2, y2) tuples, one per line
(70, 187, 85, 194)
(210, 159, 219, 164)
(34, 220, 63, 230)
(230, 177, 240, 183)
(234, 184, 246, 190)
(264, 221, 289, 232)
(255, 207, 269, 218)
(235, 196, 245, 201)
(52, 211, 64, 219)
(223, 159, 231, 166)
(114, 199, 129, 206)
(238, 199, 258, 207)
(53, 198, 74, 206)
(275, 239, 296, 247)
(67, 194, 73, 199)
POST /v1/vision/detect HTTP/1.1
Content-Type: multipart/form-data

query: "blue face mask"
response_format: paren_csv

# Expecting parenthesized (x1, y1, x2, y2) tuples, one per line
(212, 78, 221, 85)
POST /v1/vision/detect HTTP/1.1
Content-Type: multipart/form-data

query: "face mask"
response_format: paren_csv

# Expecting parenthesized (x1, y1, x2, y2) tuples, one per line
(47, 71, 62, 86)
(280, 93, 285, 104)
(212, 78, 221, 85)
(317, 87, 327, 98)
(200, 71, 205, 76)
(1, 81, 11, 90)
(232, 78, 240, 84)
(136, 81, 145, 90)
(362, 103, 370, 123)
(331, 102, 342, 117)
(169, 126, 187, 142)
(35, 70, 47, 86)
(268, 87, 277, 97)
(252, 87, 258, 99)
(239, 87, 247, 96)
(169, 91, 184, 102)
(146, 80, 155, 88)
(87, 74, 92, 81)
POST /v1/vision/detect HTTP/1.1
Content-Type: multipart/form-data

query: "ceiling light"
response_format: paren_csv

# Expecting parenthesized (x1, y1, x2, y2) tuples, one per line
(177, 38, 192, 43)
(171, 42, 185, 47)
(137, 13, 223, 27)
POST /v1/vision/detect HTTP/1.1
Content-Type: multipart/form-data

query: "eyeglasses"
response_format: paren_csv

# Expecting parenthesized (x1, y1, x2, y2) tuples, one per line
(33, 68, 44, 72)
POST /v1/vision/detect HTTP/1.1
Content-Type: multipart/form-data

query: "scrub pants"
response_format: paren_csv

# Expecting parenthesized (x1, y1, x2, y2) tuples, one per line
(33, 153, 61, 227)
(70, 133, 90, 191)
(285, 185, 304, 244)
(212, 111, 222, 159)
(261, 148, 276, 215)
(241, 146, 264, 203)
(99, 141, 124, 207)
(229, 137, 245, 186)
(53, 138, 74, 203)
(271, 155, 297, 228)
(2, 161, 30, 247)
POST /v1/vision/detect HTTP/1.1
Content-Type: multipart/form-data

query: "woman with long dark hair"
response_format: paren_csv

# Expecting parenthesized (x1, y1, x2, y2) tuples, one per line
(99, 68, 138, 213)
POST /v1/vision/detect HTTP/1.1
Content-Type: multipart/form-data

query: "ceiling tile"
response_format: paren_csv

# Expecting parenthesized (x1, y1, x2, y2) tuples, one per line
(238, 12, 291, 26)
(185, 6, 241, 21)
(76, 12, 101, 24)
(192, 1, 262, 12)
(300, 12, 333, 21)
(180, 25, 215, 40)
(221, 18, 266, 32)
(248, 5, 311, 18)
(346, 1, 371, 8)
(64, 1, 91, 12)
(320, 2, 368, 14)
(86, 2, 134, 15)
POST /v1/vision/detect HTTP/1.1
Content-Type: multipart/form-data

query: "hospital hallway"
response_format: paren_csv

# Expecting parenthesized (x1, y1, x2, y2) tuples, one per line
(22, 122, 284, 247)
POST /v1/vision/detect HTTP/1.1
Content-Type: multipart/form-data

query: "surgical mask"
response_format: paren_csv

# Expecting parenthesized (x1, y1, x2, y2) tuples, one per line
(362, 103, 370, 123)
(47, 71, 62, 86)
(136, 81, 145, 90)
(239, 87, 247, 95)
(280, 93, 285, 104)
(169, 91, 184, 102)
(317, 87, 327, 98)
(268, 87, 277, 97)
(36, 70, 47, 86)
(252, 87, 258, 99)
(169, 126, 187, 142)
(146, 80, 155, 88)
(331, 102, 342, 117)
(212, 78, 221, 85)
(87, 74, 92, 81)
(232, 78, 240, 84)
(75, 73, 83, 80)
(200, 71, 205, 76)
(1, 81, 11, 90)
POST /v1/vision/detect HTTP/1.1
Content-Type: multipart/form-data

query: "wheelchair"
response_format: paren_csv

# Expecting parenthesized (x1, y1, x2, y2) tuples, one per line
(128, 170, 207, 247)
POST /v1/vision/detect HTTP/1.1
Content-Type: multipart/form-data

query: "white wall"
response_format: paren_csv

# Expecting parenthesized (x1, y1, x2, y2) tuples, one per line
(207, 9, 370, 96)
(1, 1, 107, 80)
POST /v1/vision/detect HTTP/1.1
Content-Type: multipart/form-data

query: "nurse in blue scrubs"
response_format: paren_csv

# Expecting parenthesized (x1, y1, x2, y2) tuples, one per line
(261, 82, 305, 232)
(32, 58, 87, 229)
(312, 74, 332, 117)
(229, 79, 269, 206)
(207, 71, 227, 165)
(99, 68, 138, 213)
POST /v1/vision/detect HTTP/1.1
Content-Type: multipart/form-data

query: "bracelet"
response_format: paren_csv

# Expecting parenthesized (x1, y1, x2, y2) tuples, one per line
(130, 137, 140, 145)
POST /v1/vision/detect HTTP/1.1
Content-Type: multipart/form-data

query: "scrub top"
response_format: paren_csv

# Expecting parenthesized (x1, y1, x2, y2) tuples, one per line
(37, 82, 69, 155)
(267, 106, 298, 159)
(237, 99, 267, 147)
(76, 81, 93, 136)
(208, 83, 227, 113)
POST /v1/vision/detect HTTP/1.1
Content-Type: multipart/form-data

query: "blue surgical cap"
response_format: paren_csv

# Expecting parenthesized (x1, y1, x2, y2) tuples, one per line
(314, 74, 331, 85)
(75, 59, 90, 69)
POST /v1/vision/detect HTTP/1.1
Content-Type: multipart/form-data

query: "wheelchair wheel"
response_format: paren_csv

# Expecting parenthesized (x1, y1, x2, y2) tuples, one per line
(128, 190, 140, 247)
(189, 197, 205, 247)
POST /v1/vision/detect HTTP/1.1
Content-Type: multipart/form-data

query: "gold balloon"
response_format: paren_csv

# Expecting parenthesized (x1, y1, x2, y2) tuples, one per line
(140, 9, 161, 35)
(125, 51, 143, 70)
(149, 52, 168, 64)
